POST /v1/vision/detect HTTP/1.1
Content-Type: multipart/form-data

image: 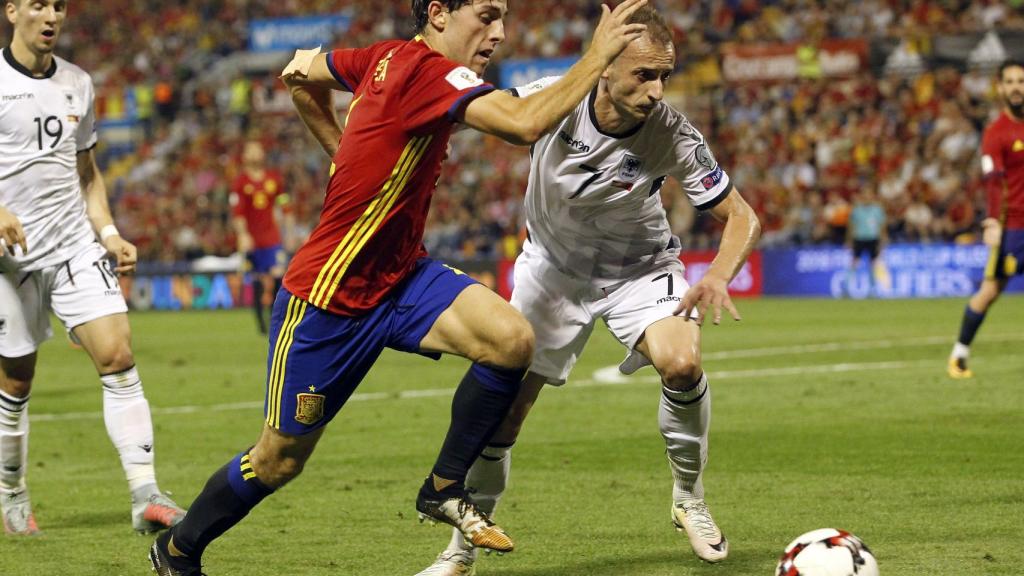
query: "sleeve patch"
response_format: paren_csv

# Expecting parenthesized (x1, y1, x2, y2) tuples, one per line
(700, 166, 725, 190)
(981, 154, 994, 175)
(445, 66, 484, 90)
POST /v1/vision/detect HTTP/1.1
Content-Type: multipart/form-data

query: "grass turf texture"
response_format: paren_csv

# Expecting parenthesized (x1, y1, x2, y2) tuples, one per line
(1, 297, 1021, 575)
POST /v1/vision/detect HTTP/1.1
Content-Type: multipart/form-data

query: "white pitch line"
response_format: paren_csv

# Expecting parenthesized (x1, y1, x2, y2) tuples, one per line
(30, 357, 938, 423)
(703, 332, 1024, 360)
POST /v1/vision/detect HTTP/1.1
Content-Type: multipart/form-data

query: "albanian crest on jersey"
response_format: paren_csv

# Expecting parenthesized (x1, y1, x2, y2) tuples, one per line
(617, 154, 644, 182)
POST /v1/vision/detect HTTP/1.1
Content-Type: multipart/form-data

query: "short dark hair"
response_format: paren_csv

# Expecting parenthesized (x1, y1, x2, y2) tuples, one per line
(628, 5, 673, 48)
(998, 60, 1024, 82)
(411, 0, 474, 33)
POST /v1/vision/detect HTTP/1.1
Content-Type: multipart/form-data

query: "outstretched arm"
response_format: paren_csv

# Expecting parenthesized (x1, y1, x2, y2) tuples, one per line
(280, 49, 345, 157)
(461, 0, 649, 145)
(676, 188, 761, 325)
(78, 148, 137, 274)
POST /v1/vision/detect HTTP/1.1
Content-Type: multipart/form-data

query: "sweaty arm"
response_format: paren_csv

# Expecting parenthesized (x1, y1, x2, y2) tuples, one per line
(461, 0, 649, 144)
(677, 188, 761, 324)
(706, 188, 761, 282)
(280, 49, 345, 158)
(78, 148, 137, 273)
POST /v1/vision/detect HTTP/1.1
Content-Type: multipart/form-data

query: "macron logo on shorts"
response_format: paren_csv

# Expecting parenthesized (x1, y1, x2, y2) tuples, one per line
(445, 67, 484, 90)
(0, 316, 7, 336)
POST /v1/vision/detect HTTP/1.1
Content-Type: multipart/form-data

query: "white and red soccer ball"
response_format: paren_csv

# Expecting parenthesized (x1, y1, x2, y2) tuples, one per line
(776, 528, 880, 576)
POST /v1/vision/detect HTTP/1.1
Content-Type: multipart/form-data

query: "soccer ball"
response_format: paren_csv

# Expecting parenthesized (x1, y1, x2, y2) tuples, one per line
(776, 528, 879, 576)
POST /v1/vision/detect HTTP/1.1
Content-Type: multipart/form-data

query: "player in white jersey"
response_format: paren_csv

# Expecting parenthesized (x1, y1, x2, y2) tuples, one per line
(417, 7, 759, 574)
(0, 0, 184, 535)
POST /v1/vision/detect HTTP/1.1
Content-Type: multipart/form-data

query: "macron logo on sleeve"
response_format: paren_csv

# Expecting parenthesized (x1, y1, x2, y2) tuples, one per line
(445, 67, 484, 90)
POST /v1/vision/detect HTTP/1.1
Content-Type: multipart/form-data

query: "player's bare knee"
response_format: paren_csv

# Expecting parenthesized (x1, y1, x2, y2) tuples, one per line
(251, 450, 308, 489)
(0, 377, 32, 399)
(94, 345, 135, 374)
(659, 357, 702, 392)
(488, 319, 534, 369)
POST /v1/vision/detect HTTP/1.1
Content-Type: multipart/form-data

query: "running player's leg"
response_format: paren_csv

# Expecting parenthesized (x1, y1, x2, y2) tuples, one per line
(417, 254, 594, 572)
(0, 269, 50, 536)
(52, 243, 184, 532)
(412, 283, 531, 552)
(153, 287, 388, 573)
(606, 261, 726, 562)
(0, 354, 38, 536)
(949, 230, 1019, 377)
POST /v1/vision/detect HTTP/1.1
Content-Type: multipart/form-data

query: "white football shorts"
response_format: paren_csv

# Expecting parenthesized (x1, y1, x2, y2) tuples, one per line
(0, 242, 128, 357)
(510, 248, 695, 385)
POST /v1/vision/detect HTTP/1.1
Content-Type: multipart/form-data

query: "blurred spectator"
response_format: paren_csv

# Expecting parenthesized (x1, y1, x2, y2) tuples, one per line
(20, 0, 1017, 263)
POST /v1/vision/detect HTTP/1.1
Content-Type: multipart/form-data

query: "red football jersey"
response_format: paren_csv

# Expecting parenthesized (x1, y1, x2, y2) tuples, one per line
(283, 37, 494, 315)
(981, 111, 1024, 229)
(231, 169, 287, 248)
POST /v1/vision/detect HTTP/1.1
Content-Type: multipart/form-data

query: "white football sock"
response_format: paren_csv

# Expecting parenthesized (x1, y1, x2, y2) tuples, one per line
(951, 342, 970, 359)
(447, 444, 512, 553)
(101, 367, 157, 492)
(0, 390, 29, 493)
(659, 373, 710, 502)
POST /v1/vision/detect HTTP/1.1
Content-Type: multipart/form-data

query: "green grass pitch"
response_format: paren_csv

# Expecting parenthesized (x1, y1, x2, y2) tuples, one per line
(1, 297, 1021, 575)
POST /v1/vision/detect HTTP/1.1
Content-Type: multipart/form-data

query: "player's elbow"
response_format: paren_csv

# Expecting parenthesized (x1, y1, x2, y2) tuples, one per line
(511, 120, 547, 145)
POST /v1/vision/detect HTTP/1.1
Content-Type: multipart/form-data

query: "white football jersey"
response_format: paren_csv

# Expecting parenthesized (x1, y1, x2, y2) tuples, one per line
(513, 77, 732, 283)
(0, 49, 98, 272)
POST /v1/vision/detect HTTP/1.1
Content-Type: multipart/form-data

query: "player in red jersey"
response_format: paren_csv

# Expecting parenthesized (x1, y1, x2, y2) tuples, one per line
(949, 60, 1024, 378)
(230, 140, 294, 334)
(150, 1, 650, 574)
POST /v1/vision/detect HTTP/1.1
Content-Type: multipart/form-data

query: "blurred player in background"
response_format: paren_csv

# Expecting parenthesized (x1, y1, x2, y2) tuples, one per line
(0, 0, 184, 535)
(149, 1, 651, 574)
(230, 139, 294, 334)
(949, 60, 1024, 378)
(417, 7, 760, 575)
(845, 186, 890, 297)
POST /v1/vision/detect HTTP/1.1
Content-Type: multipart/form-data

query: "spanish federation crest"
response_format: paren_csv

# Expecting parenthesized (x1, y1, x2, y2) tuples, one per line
(617, 154, 644, 182)
(295, 393, 326, 425)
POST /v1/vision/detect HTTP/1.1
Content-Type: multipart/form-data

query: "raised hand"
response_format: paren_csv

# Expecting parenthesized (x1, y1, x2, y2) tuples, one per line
(588, 0, 650, 65)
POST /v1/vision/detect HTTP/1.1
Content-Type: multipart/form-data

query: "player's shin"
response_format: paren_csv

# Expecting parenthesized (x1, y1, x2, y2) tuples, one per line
(101, 366, 157, 492)
(423, 364, 524, 498)
(0, 390, 29, 492)
(448, 443, 513, 552)
(659, 373, 710, 501)
(956, 305, 987, 350)
(169, 449, 274, 561)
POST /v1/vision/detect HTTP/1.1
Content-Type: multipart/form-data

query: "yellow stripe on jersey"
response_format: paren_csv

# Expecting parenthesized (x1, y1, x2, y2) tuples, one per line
(265, 296, 308, 429)
(308, 135, 433, 308)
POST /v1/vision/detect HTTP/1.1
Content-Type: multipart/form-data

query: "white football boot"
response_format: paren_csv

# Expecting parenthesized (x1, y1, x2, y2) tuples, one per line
(672, 498, 728, 562)
(413, 549, 477, 576)
(2, 488, 40, 535)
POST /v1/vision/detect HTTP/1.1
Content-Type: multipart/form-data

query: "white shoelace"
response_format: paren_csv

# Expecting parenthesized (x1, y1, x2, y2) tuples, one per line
(681, 501, 719, 540)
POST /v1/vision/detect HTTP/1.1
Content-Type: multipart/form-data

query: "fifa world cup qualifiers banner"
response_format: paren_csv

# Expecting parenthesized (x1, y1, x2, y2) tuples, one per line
(720, 39, 868, 82)
(249, 14, 351, 53)
(762, 244, 1024, 299)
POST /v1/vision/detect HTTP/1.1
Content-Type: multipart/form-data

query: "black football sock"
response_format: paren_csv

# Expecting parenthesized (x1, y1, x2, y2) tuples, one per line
(957, 305, 986, 346)
(169, 449, 274, 560)
(253, 278, 267, 334)
(421, 363, 524, 499)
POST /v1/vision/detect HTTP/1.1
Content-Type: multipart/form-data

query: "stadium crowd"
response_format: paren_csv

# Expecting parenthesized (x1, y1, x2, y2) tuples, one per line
(36, 0, 1024, 263)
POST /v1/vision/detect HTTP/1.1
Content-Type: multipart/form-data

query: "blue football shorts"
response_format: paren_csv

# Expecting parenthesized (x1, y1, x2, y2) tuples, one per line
(263, 258, 477, 434)
(248, 245, 288, 274)
(985, 228, 1024, 280)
